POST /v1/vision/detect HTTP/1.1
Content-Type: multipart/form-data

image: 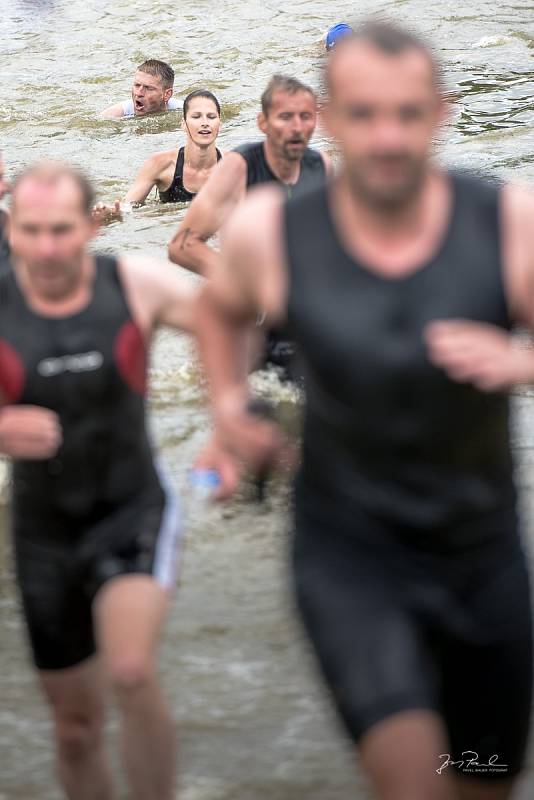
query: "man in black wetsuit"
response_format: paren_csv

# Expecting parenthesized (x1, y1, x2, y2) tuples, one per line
(195, 22, 534, 800)
(168, 74, 330, 373)
(168, 74, 330, 277)
(2, 161, 197, 800)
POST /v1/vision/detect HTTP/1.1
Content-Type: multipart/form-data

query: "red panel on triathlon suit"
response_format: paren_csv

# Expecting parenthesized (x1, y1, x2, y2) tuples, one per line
(0, 339, 25, 402)
(114, 321, 147, 395)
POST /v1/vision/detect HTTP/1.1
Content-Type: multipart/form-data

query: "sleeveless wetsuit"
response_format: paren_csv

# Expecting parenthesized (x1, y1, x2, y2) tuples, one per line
(0, 256, 182, 669)
(284, 173, 532, 776)
(158, 147, 222, 203)
(234, 140, 326, 374)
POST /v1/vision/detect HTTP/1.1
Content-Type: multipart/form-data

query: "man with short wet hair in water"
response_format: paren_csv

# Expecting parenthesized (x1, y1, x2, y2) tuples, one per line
(101, 58, 180, 118)
(1, 160, 197, 799)
(195, 21, 533, 800)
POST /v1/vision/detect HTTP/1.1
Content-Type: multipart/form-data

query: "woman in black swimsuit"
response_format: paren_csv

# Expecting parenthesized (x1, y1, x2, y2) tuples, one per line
(92, 90, 223, 220)
(157, 91, 222, 202)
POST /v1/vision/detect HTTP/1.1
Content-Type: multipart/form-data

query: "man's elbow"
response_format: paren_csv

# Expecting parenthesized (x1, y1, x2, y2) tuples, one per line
(167, 237, 182, 265)
(168, 232, 201, 273)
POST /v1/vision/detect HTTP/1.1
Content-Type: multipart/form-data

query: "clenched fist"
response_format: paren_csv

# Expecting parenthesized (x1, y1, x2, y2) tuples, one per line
(0, 405, 62, 459)
(425, 320, 534, 391)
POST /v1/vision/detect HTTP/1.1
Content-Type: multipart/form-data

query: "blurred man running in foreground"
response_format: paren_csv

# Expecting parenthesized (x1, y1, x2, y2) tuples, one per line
(196, 21, 533, 800)
(2, 161, 196, 799)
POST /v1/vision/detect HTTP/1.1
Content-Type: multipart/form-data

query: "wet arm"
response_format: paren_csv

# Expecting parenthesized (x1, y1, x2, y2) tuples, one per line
(167, 153, 247, 277)
(123, 154, 166, 205)
(321, 151, 334, 178)
(119, 257, 198, 336)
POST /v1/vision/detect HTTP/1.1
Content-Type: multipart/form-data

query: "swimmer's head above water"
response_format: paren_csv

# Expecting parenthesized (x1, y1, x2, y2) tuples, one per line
(325, 22, 353, 51)
(182, 90, 221, 148)
(130, 59, 175, 115)
(101, 58, 178, 119)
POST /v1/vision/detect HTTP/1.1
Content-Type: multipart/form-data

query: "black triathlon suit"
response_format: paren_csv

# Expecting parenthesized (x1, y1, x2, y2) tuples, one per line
(284, 173, 532, 778)
(0, 256, 182, 670)
(158, 147, 222, 203)
(234, 140, 326, 375)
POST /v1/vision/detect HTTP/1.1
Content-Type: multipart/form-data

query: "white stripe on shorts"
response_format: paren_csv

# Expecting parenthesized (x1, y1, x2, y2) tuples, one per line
(152, 465, 183, 589)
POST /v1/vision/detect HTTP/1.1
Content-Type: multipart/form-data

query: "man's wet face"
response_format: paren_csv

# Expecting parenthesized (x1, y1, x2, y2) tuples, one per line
(131, 70, 171, 116)
(261, 91, 317, 162)
(326, 42, 443, 208)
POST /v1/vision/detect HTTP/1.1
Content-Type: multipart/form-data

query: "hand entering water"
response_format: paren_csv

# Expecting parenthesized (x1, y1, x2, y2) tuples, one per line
(92, 200, 123, 225)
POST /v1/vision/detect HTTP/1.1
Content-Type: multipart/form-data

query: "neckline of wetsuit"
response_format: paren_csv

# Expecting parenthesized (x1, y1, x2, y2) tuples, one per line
(159, 146, 222, 203)
(259, 142, 301, 193)
(8, 255, 108, 322)
(320, 172, 461, 285)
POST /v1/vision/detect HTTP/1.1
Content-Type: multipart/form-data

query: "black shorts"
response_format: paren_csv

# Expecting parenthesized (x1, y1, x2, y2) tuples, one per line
(292, 492, 533, 779)
(13, 477, 182, 671)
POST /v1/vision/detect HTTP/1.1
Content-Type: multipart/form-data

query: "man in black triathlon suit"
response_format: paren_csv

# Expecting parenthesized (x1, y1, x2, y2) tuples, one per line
(195, 22, 534, 800)
(168, 74, 331, 374)
(1, 162, 197, 799)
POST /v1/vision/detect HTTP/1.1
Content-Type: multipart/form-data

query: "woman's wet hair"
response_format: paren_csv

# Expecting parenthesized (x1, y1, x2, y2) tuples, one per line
(183, 90, 221, 119)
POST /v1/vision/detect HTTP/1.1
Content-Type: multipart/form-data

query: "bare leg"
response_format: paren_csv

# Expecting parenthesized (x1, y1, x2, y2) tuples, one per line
(94, 574, 176, 800)
(359, 709, 458, 800)
(39, 656, 113, 800)
(456, 777, 516, 800)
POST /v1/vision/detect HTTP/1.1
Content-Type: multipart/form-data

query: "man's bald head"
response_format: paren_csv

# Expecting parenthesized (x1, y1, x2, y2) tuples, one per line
(322, 21, 447, 210)
(326, 20, 444, 98)
(11, 162, 95, 217)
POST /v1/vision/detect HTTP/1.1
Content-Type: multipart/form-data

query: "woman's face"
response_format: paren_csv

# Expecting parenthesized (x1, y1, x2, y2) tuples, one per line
(184, 97, 221, 146)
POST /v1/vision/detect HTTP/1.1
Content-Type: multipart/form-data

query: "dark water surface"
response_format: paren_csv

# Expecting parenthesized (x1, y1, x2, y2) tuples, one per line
(1, 0, 534, 797)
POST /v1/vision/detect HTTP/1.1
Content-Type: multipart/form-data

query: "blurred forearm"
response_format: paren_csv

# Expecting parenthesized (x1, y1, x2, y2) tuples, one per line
(195, 286, 252, 417)
(168, 230, 221, 277)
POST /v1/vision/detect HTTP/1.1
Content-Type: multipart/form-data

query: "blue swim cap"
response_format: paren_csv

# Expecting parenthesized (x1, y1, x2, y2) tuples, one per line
(325, 22, 353, 51)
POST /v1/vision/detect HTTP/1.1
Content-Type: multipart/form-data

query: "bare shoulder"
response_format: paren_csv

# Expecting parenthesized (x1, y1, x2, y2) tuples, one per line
(151, 148, 178, 166)
(143, 149, 178, 174)
(211, 151, 247, 181)
(226, 184, 285, 243)
(100, 102, 125, 119)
